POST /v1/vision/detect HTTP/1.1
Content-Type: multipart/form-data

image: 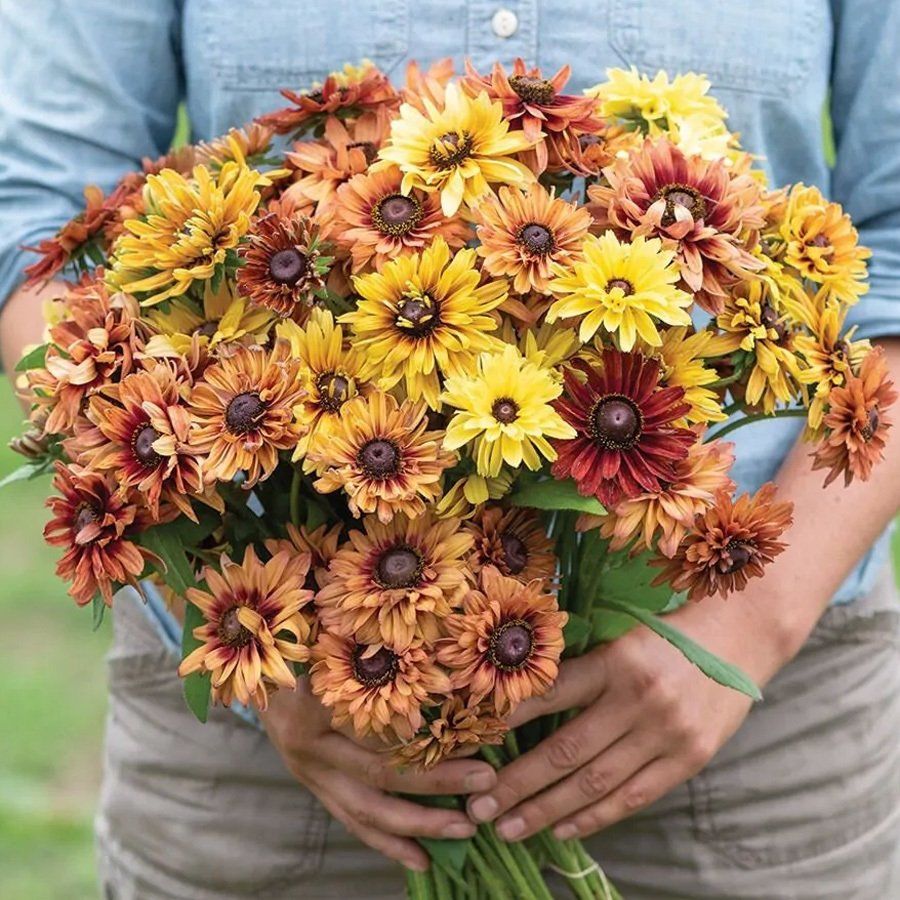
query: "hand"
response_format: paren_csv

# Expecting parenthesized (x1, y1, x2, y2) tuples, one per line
(466, 605, 768, 842)
(260, 677, 498, 872)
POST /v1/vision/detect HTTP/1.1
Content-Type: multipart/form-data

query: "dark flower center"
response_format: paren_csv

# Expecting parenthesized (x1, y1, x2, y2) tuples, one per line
(375, 546, 423, 589)
(723, 540, 754, 574)
(760, 302, 787, 342)
(352, 645, 399, 687)
(317, 371, 351, 411)
(508, 75, 556, 105)
(517, 223, 555, 255)
(579, 133, 602, 149)
(606, 278, 634, 296)
(429, 131, 473, 169)
(489, 619, 534, 670)
(492, 397, 519, 424)
(591, 395, 642, 450)
(373, 194, 423, 236)
(499, 531, 528, 575)
(218, 607, 252, 647)
(861, 407, 880, 442)
(74, 502, 100, 536)
(809, 233, 830, 249)
(358, 438, 401, 478)
(396, 295, 438, 337)
(194, 321, 219, 338)
(268, 247, 308, 286)
(347, 140, 378, 165)
(658, 184, 707, 226)
(132, 423, 163, 468)
(225, 392, 266, 434)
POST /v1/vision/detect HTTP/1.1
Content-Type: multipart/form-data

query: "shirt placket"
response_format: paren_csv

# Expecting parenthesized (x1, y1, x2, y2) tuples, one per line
(466, 0, 538, 72)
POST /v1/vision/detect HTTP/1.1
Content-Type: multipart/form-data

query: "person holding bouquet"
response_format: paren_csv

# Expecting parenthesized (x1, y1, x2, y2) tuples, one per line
(1, 2, 900, 899)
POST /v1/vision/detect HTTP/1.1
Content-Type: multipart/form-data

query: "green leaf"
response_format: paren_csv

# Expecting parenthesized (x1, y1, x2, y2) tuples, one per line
(0, 462, 46, 489)
(418, 837, 471, 877)
(91, 593, 106, 631)
(595, 597, 762, 701)
(15, 343, 48, 372)
(509, 478, 606, 515)
(181, 601, 211, 723)
(562, 612, 591, 648)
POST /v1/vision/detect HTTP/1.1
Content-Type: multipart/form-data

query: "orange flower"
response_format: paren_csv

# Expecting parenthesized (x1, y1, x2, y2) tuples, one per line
(316, 512, 473, 650)
(652, 484, 793, 600)
(812, 347, 896, 486)
(589, 137, 766, 313)
(465, 505, 556, 584)
(307, 392, 456, 523)
(310, 632, 450, 742)
(438, 567, 566, 713)
(400, 58, 455, 114)
(325, 165, 469, 274)
(44, 463, 154, 606)
(265, 521, 343, 592)
(178, 546, 315, 710)
(189, 341, 306, 487)
(475, 183, 592, 294)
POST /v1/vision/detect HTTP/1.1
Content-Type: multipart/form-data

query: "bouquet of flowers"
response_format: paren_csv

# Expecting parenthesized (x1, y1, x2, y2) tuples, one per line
(9, 58, 895, 899)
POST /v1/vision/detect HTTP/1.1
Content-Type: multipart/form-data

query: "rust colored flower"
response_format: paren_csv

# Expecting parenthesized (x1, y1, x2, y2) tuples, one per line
(310, 632, 450, 742)
(589, 137, 766, 313)
(391, 696, 507, 770)
(44, 463, 154, 606)
(465, 505, 556, 584)
(547, 125, 642, 178)
(475, 183, 592, 294)
(316, 512, 473, 650)
(265, 521, 343, 593)
(178, 546, 315, 710)
(811, 346, 896, 486)
(307, 392, 456, 523)
(325, 165, 469, 274)
(189, 340, 306, 487)
(438, 567, 566, 713)
(652, 483, 793, 600)
(237, 213, 327, 319)
(400, 58, 455, 114)
(552, 350, 696, 508)
(461, 58, 604, 173)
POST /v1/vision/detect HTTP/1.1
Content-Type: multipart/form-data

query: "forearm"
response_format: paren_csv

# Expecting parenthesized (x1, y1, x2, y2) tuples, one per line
(673, 338, 900, 686)
(0, 279, 66, 380)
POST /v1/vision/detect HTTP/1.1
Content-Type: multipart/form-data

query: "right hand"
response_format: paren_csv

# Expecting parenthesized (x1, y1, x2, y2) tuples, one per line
(260, 677, 498, 872)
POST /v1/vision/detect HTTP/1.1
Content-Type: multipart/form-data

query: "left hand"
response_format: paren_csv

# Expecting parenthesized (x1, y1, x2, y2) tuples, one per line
(466, 609, 761, 842)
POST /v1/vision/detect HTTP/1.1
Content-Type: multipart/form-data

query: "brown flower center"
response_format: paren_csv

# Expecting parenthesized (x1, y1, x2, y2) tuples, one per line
(358, 438, 401, 478)
(373, 194, 423, 236)
(347, 140, 378, 165)
(508, 75, 556, 105)
(268, 247, 308, 286)
(605, 278, 634, 296)
(499, 531, 528, 575)
(396, 295, 438, 337)
(760, 302, 787, 342)
(722, 540, 754, 574)
(489, 619, 534, 670)
(218, 607, 252, 647)
(375, 546, 423, 589)
(74, 502, 100, 537)
(194, 321, 219, 338)
(861, 407, 880, 442)
(517, 222, 555, 255)
(317, 371, 351, 411)
(591, 395, 642, 450)
(429, 131, 473, 170)
(131, 424, 162, 469)
(657, 184, 707, 226)
(352, 644, 399, 687)
(809, 233, 830, 249)
(226, 392, 266, 434)
(492, 397, 519, 424)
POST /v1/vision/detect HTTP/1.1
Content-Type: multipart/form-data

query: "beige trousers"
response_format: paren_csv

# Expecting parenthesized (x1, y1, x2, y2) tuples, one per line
(96, 568, 900, 900)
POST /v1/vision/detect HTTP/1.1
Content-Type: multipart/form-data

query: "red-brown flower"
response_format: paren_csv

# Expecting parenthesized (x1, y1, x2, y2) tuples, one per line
(552, 350, 696, 508)
(465, 505, 556, 585)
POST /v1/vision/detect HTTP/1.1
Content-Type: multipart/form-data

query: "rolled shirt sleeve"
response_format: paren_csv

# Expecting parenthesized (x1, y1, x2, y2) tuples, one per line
(0, 0, 183, 309)
(829, 0, 900, 340)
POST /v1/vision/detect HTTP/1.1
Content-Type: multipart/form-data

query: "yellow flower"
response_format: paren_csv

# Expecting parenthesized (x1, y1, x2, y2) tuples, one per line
(379, 83, 537, 216)
(441, 344, 575, 477)
(275, 309, 373, 463)
(435, 471, 515, 519)
(342, 237, 507, 409)
(546, 231, 692, 349)
(108, 161, 267, 305)
(144, 281, 275, 357)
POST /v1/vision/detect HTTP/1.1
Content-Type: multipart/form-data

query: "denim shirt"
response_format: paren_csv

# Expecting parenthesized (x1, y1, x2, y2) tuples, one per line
(1, 1, 898, 621)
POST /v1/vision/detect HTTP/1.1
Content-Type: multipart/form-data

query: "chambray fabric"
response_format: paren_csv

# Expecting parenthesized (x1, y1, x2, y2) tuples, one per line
(1, 0, 899, 614)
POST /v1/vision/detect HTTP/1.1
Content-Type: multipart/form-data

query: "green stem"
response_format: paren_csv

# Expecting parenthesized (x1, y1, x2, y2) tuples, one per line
(476, 827, 543, 900)
(704, 407, 807, 442)
(289, 467, 302, 528)
(406, 869, 432, 900)
(467, 841, 513, 900)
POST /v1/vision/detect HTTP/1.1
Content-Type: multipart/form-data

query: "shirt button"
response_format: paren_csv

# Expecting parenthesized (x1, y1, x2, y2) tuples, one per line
(491, 8, 519, 38)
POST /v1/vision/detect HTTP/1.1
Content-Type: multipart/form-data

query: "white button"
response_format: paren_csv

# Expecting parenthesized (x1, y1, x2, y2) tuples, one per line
(491, 8, 518, 38)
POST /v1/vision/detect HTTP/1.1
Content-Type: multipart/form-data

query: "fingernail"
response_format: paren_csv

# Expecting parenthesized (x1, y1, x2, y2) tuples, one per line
(498, 817, 525, 841)
(443, 822, 477, 839)
(468, 795, 499, 822)
(465, 770, 496, 793)
(554, 822, 578, 840)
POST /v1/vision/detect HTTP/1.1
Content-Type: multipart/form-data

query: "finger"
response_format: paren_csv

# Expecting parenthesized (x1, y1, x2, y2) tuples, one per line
(467, 705, 630, 824)
(551, 757, 683, 840)
(319, 730, 497, 794)
(507, 651, 608, 728)
(493, 732, 657, 841)
(326, 771, 477, 840)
